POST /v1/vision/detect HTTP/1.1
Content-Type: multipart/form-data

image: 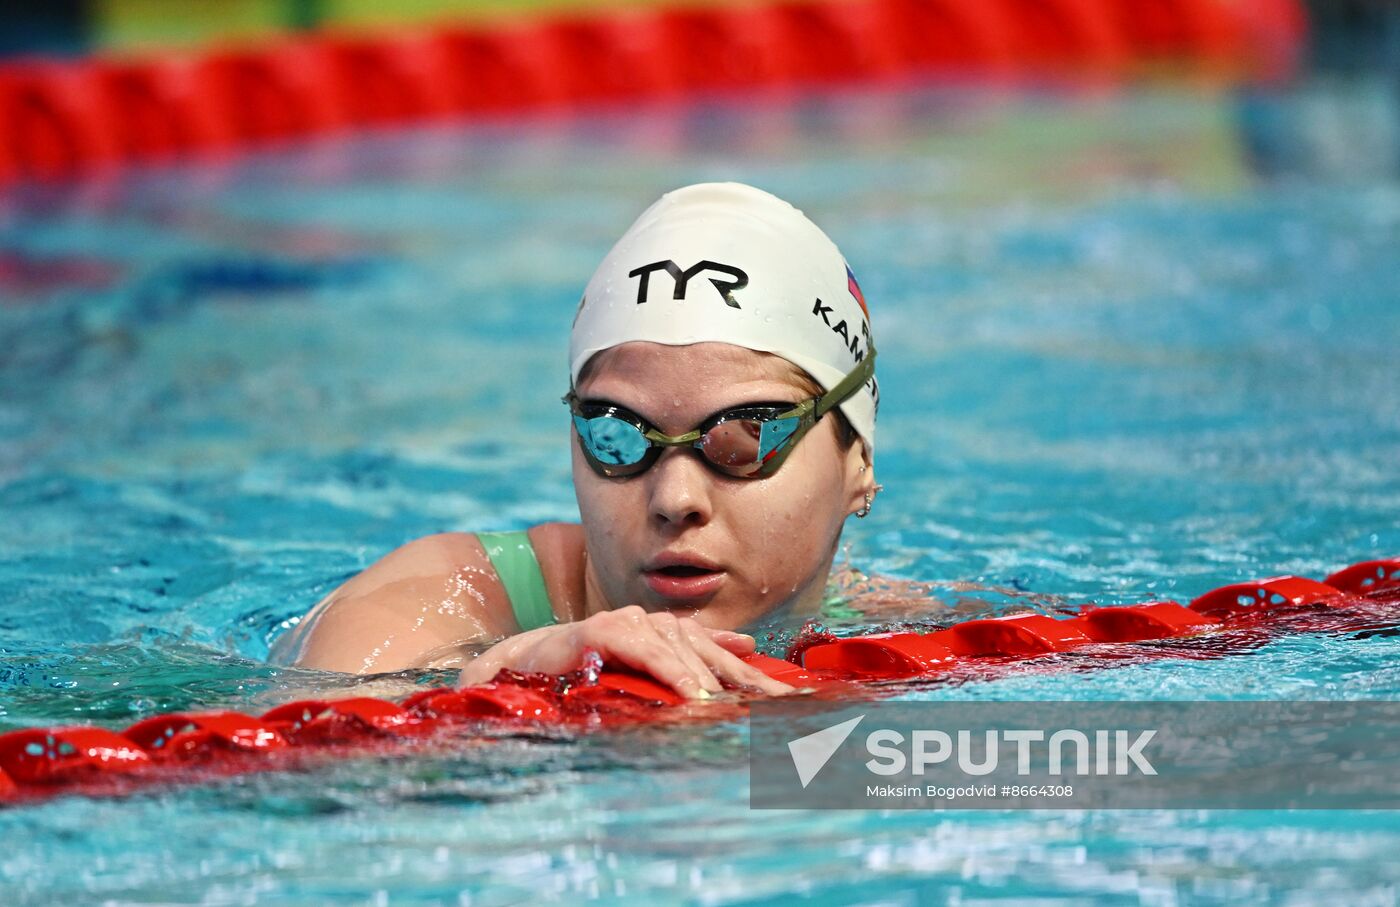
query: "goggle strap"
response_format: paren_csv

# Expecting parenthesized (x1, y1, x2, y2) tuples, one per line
(814, 345, 877, 421)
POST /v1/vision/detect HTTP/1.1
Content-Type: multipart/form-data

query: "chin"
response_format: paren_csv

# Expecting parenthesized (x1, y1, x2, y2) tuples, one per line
(694, 597, 777, 631)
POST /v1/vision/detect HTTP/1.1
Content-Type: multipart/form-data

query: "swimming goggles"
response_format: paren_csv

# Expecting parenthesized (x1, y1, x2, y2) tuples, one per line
(564, 347, 875, 479)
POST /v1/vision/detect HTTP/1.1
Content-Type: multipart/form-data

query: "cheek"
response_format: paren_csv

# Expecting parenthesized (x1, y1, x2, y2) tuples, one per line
(570, 447, 602, 515)
(783, 429, 850, 510)
(573, 449, 614, 521)
(733, 434, 849, 548)
(572, 447, 639, 546)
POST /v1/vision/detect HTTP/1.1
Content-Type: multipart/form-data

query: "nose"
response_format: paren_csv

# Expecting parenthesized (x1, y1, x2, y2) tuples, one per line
(647, 448, 714, 530)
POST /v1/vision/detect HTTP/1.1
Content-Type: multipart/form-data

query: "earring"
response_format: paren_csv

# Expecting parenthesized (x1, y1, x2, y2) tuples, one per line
(855, 483, 884, 519)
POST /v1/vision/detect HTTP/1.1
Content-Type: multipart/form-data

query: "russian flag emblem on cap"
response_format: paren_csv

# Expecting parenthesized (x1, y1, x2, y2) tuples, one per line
(846, 264, 869, 319)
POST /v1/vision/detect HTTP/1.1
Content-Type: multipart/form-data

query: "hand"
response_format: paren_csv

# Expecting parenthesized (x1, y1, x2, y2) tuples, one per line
(457, 606, 794, 699)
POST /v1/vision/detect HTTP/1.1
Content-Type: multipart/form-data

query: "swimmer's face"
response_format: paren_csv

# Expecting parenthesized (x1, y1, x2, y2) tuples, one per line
(571, 341, 874, 630)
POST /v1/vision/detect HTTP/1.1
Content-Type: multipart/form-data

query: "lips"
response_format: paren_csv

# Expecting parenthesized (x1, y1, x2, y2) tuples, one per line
(642, 553, 727, 601)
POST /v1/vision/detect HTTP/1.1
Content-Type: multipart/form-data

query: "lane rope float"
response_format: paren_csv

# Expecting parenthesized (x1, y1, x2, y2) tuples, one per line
(0, 0, 1307, 186)
(1, 556, 1396, 804)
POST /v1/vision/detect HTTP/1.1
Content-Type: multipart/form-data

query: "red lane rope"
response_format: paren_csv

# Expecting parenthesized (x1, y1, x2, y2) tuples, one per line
(1, 555, 1395, 804)
(0, 0, 1306, 186)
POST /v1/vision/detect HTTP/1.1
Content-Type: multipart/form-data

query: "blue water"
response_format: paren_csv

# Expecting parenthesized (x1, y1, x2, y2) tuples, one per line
(2, 78, 1400, 904)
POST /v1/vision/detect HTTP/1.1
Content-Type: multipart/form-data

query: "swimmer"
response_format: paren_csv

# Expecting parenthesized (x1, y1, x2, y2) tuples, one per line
(270, 182, 880, 699)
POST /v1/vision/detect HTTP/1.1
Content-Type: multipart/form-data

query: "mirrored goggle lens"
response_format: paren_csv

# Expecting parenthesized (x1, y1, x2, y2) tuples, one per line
(700, 415, 801, 476)
(575, 413, 802, 477)
(573, 415, 651, 466)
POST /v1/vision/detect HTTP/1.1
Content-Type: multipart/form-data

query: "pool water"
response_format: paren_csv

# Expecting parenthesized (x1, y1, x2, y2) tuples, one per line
(2, 77, 1400, 904)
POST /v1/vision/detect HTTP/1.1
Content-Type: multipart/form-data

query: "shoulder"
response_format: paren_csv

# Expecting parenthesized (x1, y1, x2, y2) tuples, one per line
(379, 530, 491, 570)
(335, 531, 495, 598)
(271, 531, 515, 672)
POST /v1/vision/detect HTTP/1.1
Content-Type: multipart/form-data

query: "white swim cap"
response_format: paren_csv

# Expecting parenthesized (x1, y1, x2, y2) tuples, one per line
(569, 181, 878, 452)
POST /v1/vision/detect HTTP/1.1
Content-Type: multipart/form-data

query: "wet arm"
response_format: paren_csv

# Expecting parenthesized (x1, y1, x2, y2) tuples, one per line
(269, 533, 516, 674)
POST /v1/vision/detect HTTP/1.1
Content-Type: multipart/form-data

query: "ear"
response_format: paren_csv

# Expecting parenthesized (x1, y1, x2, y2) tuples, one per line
(842, 440, 876, 519)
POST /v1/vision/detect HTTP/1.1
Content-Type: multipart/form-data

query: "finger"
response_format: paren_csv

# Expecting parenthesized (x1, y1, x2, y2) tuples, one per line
(683, 625, 794, 696)
(458, 625, 567, 686)
(524, 608, 711, 698)
(629, 611, 720, 694)
(649, 615, 722, 693)
(706, 629, 756, 656)
(576, 617, 711, 699)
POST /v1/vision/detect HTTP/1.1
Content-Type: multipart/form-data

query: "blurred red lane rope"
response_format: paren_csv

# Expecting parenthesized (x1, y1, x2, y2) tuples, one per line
(0, 0, 1307, 185)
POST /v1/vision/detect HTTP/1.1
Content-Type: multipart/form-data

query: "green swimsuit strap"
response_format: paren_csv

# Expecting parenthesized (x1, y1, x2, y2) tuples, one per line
(476, 529, 558, 632)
